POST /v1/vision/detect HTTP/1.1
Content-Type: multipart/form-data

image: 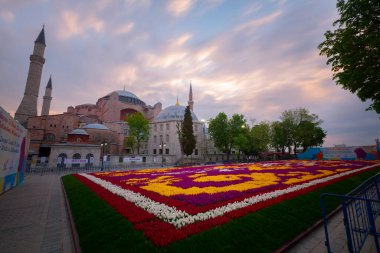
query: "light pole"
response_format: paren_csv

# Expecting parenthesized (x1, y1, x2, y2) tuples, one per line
(159, 141, 166, 167)
(100, 140, 107, 171)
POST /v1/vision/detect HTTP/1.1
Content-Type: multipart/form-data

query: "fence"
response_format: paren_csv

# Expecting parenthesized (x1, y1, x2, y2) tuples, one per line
(25, 162, 174, 176)
(320, 173, 380, 253)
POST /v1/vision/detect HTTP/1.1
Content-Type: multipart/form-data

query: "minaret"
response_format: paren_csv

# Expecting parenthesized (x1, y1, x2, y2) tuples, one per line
(15, 26, 46, 126)
(41, 76, 52, 116)
(188, 81, 194, 111)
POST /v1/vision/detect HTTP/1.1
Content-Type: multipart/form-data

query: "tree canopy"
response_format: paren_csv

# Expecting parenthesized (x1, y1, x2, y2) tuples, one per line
(318, 0, 380, 113)
(125, 112, 150, 154)
(208, 113, 246, 161)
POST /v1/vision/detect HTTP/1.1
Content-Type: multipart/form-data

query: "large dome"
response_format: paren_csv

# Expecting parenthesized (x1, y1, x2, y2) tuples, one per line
(155, 105, 198, 122)
(104, 90, 146, 106)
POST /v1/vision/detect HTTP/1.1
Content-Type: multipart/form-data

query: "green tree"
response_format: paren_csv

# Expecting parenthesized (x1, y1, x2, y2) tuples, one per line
(251, 121, 271, 153)
(296, 121, 327, 152)
(279, 108, 324, 155)
(181, 106, 196, 156)
(318, 0, 380, 113)
(271, 121, 288, 154)
(126, 112, 150, 154)
(208, 113, 246, 161)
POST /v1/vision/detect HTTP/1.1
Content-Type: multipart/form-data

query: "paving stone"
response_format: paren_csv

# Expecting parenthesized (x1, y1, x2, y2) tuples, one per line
(0, 175, 74, 253)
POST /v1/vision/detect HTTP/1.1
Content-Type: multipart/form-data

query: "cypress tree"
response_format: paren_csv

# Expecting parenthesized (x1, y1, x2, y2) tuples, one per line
(182, 106, 196, 156)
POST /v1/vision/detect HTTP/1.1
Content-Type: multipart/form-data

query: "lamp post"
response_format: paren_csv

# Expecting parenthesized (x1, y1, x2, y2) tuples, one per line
(100, 140, 108, 171)
(159, 141, 166, 167)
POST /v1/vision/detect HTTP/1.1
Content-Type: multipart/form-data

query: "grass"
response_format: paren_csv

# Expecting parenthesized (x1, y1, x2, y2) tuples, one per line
(62, 166, 380, 253)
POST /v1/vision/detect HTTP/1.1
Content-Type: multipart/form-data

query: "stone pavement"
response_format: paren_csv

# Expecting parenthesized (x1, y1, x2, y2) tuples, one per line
(0, 174, 74, 253)
(284, 210, 379, 253)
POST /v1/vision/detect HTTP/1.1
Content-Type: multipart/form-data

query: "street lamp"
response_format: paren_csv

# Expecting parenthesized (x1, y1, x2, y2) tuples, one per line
(159, 141, 166, 167)
(100, 140, 108, 171)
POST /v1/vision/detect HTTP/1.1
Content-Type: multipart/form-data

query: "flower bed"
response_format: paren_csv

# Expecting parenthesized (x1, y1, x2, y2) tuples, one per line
(74, 160, 380, 246)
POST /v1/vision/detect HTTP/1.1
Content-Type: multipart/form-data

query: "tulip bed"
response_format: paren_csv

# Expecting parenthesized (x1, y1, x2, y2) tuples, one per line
(72, 160, 380, 247)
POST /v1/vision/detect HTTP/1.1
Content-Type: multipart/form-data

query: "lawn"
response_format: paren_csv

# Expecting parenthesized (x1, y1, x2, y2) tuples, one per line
(62, 160, 380, 253)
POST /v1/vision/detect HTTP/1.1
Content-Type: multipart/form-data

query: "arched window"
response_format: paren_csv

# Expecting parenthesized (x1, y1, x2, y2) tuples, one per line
(86, 153, 94, 167)
(72, 153, 81, 168)
(43, 133, 55, 141)
(57, 153, 67, 168)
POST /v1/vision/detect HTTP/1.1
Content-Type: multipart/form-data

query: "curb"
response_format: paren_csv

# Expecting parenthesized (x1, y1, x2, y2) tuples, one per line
(61, 177, 82, 253)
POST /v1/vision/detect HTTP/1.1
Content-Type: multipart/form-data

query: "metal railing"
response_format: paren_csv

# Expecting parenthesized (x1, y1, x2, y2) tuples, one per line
(24, 163, 174, 176)
(320, 173, 380, 253)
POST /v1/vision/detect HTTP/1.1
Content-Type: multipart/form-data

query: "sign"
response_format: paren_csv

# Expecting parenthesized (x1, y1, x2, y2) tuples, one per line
(0, 106, 28, 194)
(123, 156, 143, 163)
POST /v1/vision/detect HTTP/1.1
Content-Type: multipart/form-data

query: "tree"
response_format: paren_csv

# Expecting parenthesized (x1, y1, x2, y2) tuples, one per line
(295, 121, 327, 152)
(270, 121, 288, 154)
(279, 108, 325, 154)
(208, 113, 246, 161)
(125, 112, 150, 154)
(318, 0, 380, 113)
(251, 121, 271, 152)
(181, 106, 196, 156)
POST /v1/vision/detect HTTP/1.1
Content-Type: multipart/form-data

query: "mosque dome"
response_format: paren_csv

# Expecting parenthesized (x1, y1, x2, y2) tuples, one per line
(155, 104, 199, 122)
(82, 123, 109, 130)
(69, 129, 89, 135)
(103, 90, 146, 106)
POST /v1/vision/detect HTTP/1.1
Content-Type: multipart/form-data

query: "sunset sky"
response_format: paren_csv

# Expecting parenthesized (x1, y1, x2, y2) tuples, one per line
(0, 0, 379, 147)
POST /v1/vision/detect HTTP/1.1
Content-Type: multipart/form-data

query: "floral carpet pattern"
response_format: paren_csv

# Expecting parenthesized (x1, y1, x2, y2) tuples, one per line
(74, 160, 380, 246)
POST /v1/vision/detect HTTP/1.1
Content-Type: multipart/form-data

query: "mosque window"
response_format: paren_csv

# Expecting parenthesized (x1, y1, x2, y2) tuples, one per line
(154, 135, 157, 143)
(166, 123, 169, 130)
(160, 124, 163, 131)
(165, 149, 169, 154)
(154, 125, 157, 131)
(153, 149, 157, 154)
(195, 149, 198, 155)
(50, 124, 52, 127)
(166, 135, 169, 142)
(160, 135, 163, 142)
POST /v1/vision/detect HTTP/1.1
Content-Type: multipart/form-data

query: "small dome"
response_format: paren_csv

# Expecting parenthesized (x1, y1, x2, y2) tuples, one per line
(69, 129, 89, 135)
(155, 105, 198, 122)
(83, 123, 109, 130)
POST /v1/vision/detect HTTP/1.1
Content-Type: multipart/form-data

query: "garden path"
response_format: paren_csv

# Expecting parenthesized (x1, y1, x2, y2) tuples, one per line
(0, 174, 74, 253)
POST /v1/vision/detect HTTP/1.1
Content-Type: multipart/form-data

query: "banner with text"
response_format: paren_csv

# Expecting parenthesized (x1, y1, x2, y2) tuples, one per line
(0, 106, 28, 194)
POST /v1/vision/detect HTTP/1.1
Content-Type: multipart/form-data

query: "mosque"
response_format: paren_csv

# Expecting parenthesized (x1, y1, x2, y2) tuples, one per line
(15, 27, 220, 167)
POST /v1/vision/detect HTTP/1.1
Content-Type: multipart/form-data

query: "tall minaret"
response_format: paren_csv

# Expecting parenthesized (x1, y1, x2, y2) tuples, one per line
(188, 81, 194, 111)
(41, 76, 52, 116)
(15, 26, 46, 126)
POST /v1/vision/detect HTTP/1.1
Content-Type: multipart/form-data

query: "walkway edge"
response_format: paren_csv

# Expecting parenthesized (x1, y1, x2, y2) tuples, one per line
(61, 177, 82, 253)
(274, 205, 342, 253)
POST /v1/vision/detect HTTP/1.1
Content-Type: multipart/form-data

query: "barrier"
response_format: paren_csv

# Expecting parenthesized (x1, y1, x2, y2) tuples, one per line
(320, 173, 380, 253)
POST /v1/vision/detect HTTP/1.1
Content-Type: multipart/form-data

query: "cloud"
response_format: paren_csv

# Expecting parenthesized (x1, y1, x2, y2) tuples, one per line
(57, 10, 104, 39)
(113, 22, 134, 36)
(125, 0, 151, 9)
(167, 0, 196, 17)
(243, 2, 263, 16)
(0, 10, 14, 22)
(236, 10, 282, 33)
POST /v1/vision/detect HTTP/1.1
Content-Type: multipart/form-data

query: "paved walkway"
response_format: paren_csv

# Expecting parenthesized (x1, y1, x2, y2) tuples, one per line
(0, 175, 74, 253)
(284, 209, 379, 253)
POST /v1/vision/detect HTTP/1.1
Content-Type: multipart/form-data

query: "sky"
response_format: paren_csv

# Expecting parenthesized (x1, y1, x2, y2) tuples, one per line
(0, 0, 379, 147)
